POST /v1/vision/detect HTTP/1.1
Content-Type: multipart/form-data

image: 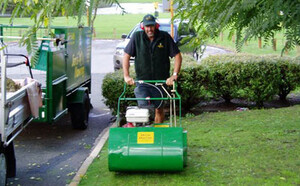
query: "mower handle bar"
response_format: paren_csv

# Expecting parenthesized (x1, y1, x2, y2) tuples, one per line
(134, 80, 167, 84)
(116, 80, 182, 127)
(120, 80, 179, 101)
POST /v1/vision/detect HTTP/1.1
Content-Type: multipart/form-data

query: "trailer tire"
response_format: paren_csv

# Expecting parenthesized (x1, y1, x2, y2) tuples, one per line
(70, 93, 90, 130)
(0, 153, 7, 186)
(5, 141, 16, 178)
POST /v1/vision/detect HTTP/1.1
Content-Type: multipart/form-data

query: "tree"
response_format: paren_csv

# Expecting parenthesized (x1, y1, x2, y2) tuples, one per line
(174, 0, 300, 55)
(0, 0, 119, 54)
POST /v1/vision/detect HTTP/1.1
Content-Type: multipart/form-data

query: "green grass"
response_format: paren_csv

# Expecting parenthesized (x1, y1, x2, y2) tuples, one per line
(79, 105, 300, 185)
(208, 30, 299, 57)
(92, 13, 170, 39)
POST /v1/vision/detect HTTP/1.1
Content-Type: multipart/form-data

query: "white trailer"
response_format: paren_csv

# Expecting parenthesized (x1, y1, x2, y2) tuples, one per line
(0, 50, 35, 185)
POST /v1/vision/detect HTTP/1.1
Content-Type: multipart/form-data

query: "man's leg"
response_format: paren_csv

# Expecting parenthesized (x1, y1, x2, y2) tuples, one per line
(134, 84, 149, 107)
(155, 107, 164, 123)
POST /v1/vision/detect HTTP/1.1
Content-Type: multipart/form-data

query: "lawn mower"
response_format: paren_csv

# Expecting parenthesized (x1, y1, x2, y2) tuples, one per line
(108, 80, 187, 172)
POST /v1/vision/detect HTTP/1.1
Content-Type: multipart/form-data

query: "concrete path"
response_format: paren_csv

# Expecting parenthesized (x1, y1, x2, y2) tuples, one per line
(199, 46, 232, 61)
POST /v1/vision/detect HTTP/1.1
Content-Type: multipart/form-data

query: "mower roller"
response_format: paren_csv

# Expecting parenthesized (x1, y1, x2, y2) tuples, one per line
(108, 80, 187, 172)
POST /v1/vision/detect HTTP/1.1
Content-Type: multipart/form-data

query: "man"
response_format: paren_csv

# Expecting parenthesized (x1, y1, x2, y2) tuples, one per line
(123, 14, 182, 123)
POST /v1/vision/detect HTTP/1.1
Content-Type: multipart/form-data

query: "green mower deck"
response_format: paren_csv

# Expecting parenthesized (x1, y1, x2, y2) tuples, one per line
(108, 127, 187, 172)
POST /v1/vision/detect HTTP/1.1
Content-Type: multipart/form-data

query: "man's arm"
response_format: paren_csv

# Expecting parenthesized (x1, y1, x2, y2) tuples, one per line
(166, 52, 182, 86)
(123, 53, 134, 85)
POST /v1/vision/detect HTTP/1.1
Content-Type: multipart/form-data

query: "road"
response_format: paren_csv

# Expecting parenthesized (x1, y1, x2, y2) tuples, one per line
(6, 40, 120, 186)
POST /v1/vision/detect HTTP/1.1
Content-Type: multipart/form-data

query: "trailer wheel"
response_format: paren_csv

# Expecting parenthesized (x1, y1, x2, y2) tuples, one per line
(70, 93, 90, 130)
(0, 153, 7, 186)
(5, 141, 16, 178)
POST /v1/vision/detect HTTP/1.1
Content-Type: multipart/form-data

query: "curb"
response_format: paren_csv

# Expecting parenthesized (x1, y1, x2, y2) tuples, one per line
(68, 122, 116, 186)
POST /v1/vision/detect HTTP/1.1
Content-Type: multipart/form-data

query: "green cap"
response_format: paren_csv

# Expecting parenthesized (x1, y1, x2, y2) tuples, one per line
(143, 14, 156, 26)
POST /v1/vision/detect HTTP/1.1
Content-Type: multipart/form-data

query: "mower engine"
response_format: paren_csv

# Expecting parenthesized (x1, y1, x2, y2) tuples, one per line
(125, 107, 150, 126)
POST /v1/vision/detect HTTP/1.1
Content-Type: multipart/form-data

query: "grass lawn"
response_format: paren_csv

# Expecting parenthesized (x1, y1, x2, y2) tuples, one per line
(92, 13, 170, 39)
(79, 105, 300, 185)
(208, 30, 299, 57)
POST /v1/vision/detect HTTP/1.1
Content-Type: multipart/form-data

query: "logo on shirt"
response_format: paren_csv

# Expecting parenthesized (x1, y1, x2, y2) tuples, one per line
(157, 43, 164, 48)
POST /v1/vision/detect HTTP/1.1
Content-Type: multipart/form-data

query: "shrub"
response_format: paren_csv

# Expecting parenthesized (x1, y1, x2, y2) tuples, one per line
(102, 70, 136, 115)
(202, 54, 245, 103)
(276, 57, 300, 100)
(240, 56, 281, 107)
(202, 54, 299, 107)
(175, 54, 210, 111)
(177, 65, 210, 111)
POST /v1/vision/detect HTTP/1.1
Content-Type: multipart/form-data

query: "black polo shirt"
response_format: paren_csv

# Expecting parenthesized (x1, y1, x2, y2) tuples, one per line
(124, 30, 180, 80)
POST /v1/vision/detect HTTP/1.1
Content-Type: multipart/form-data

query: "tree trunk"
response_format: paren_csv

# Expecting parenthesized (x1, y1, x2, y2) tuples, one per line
(272, 38, 277, 51)
(258, 37, 262, 49)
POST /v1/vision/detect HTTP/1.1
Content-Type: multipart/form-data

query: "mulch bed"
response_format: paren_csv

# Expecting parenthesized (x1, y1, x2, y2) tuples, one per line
(189, 93, 300, 115)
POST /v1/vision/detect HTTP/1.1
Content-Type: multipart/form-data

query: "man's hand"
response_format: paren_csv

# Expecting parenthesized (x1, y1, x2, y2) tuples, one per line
(166, 53, 182, 86)
(166, 74, 178, 86)
(124, 76, 135, 85)
(123, 53, 134, 85)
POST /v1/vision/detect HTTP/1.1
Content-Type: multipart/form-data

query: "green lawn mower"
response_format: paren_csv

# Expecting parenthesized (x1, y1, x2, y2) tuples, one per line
(108, 80, 187, 172)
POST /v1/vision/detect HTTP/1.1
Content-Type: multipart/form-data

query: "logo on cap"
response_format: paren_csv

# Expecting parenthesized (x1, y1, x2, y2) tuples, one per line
(146, 15, 153, 21)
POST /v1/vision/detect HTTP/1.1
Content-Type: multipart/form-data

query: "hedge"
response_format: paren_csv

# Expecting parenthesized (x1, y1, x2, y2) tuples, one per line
(102, 54, 300, 114)
(102, 54, 203, 114)
(202, 54, 300, 107)
(102, 69, 136, 115)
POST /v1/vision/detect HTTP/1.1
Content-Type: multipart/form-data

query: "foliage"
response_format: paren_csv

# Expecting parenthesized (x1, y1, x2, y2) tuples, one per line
(0, 77, 21, 92)
(79, 105, 300, 186)
(174, 0, 300, 56)
(102, 54, 300, 112)
(276, 57, 300, 100)
(201, 54, 300, 107)
(240, 56, 281, 107)
(102, 69, 136, 115)
(202, 55, 244, 102)
(0, 0, 117, 55)
(177, 65, 209, 110)
(207, 29, 299, 58)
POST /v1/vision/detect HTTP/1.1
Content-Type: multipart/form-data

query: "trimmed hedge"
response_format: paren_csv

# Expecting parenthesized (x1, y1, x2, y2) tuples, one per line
(201, 55, 245, 103)
(202, 54, 300, 107)
(276, 58, 300, 100)
(102, 54, 300, 114)
(177, 65, 210, 110)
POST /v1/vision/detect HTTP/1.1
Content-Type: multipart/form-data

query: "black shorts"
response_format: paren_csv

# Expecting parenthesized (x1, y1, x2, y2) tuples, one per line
(134, 82, 166, 109)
